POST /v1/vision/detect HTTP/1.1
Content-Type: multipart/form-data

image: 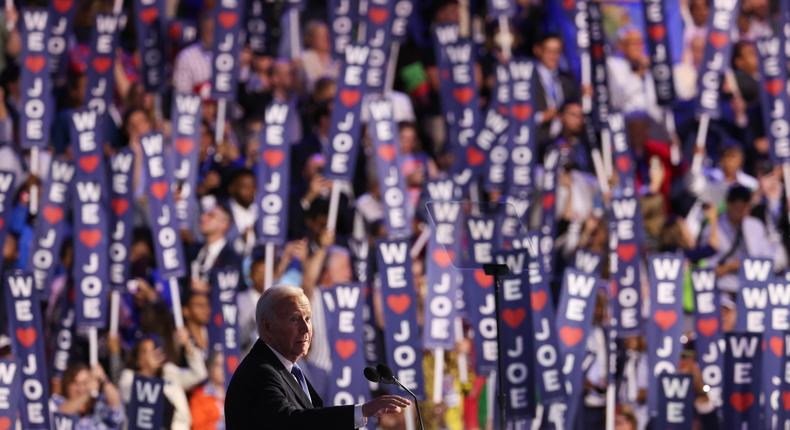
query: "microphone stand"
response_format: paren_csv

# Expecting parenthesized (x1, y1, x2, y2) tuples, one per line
(484, 263, 511, 430)
(390, 376, 425, 430)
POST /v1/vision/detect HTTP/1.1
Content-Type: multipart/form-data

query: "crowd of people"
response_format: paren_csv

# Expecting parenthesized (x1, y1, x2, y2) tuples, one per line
(0, 0, 786, 429)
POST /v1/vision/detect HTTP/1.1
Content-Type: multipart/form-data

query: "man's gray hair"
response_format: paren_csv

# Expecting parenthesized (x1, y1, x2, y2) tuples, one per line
(255, 285, 307, 335)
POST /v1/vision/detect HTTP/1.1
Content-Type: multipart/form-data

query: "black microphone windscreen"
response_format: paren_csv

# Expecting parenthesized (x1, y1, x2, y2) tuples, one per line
(363, 366, 381, 383)
(376, 364, 394, 380)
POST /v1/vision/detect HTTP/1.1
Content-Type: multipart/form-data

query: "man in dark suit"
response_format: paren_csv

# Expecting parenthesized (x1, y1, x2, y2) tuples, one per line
(225, 286, 410, 429)
(533, 33, 580, 158)
(189, 196, 242, 291)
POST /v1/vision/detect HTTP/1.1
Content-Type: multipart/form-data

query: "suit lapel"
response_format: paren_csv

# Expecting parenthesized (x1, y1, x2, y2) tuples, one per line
(256, 342, 314, 409)
(279, 366, 315, 409)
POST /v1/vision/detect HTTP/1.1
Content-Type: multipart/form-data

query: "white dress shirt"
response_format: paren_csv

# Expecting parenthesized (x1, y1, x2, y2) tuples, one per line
(191, 237, 227, 281)
(230, 200, 258, 256)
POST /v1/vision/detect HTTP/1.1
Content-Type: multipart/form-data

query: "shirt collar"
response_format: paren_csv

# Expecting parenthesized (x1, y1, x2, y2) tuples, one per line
(266, 341, 296, 372)
(207, 237, 227, 257)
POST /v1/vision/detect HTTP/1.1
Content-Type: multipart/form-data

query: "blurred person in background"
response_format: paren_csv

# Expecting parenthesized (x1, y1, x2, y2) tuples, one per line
(53, 363, 124, 430)
(120, 333, 208, 430)
(189, 352, 227, 430)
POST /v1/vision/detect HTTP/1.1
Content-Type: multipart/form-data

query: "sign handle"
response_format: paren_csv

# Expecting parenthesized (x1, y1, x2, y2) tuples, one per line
(264, 242, 275, 290)
(169, 277, 184, 328)
(432, 348, 444, 404)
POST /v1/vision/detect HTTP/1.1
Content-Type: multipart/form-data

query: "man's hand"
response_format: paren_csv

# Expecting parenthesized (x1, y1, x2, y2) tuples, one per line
(361, 395, 411, 418)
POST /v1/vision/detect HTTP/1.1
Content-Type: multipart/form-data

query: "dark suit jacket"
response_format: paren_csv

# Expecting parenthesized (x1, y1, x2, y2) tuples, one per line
(225, 340, 354, 429)
(534, 69, 580, 150)
(186, 240, 242, 282)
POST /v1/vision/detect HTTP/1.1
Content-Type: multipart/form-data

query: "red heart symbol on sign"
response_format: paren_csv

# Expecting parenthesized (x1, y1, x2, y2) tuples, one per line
(218, 11, 237, 29)
(474, 269, 493, 288)
(696, 317, 718, 337)
(213, 313, 223, 327)
(502, 308, 526, 329)
(339, 89, 361, 107)
(432, 249, 454, 268)
(368, 7, 389, 24)
(591, 44, 603, 60)
(559, 326, 583, 347)
(729, 392, 754, 413)
(770, 336, 784, 358)
(226, 355, 239, 373)
(616, 155, 631, 173)
(542, 193, 555, 209)
(42, 206, 64, 224)
(79, 229, 102, 248)
(452, 87, 474, 105)
(654, 310, 677, 330)
(562, 0, 576, 10)
(617, 243, 637, 262)
(765, 79, 784, 97)
(16, 327, 37, 348)
(79, 154, 100, 173)
(335, 339, 357, 360)
(377, 144, 396, 162)
(0, 218, 5, 230)
(140, 7, 159, 24)
(387, 294, 411, 315)
(0, 416, 10, 430)
(175, 138, 194, 155)
(466, 147, 485, 166)
(53, 0, 73, 13)
(150, 182, 168, 199)
(111, 198, 129, 216)
(92, 57, 112, 74)
(25, 55, 46, 74)
(262, 149, 285, 167)
(783, 391, 790, 411)
(648, 25, 666, 41)
(709, 31, 728, 49)
(511, 104, 533, 121)
(531, 290, 547, 311)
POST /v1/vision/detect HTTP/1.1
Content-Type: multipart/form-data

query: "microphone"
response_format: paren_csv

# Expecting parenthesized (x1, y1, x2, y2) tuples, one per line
(363, 366, 381, 383)
(376, 364, 396, 384)
(373, 364, 424, 430)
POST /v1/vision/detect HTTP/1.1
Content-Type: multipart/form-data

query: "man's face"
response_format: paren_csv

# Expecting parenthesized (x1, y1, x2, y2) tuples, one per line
(537, 38, 562, 71)
(689, 0, 709, 25)
(620, 31, 645, 64)
(200, 207, 230, 237)
(721, 149, 743, 175)
(264, 294, 313, 362)
(311, 24, 331, 53)
(186, 294, 211, 325)
(200, 15, 215, 48)
(251, 261, 266, 292)
(561, 103, 584, 135)
(726, 200, 749, 225)
(735, 44, 758, 75)
(231, 174, 256, 207)
(326, 252, 353, 285)
(271, 61, 294, 92)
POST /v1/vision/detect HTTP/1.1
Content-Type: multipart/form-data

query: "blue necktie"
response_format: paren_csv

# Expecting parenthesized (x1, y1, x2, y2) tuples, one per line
(290, 364, 312, 403)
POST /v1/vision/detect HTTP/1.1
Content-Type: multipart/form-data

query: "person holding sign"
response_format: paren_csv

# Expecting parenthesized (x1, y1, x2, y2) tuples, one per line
(225, 286, 411, 428)
(120, 334, 207, 430)
(52, 363, 124, 429)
